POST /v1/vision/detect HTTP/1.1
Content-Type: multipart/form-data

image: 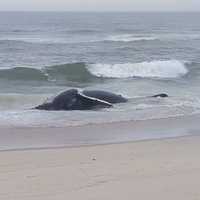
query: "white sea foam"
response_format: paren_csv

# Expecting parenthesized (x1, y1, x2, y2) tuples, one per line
(105, 33, 200, 42)
(106, 34, 157, 42)
(1, 33, 199, 44)
(0, 37, 65, 44)
(87, 60, 189, 78)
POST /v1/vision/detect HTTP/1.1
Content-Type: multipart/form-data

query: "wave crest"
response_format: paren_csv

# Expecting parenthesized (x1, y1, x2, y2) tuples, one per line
(0, 60, 189, 83)
(87, 60, 189, 78)
(106, 34, 157, 42)
(0, 63, 98, 83)
(0, 67, 48, 81)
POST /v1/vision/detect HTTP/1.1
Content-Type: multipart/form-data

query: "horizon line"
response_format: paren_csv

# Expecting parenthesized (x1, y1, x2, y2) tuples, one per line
(0, 10, 199, 13)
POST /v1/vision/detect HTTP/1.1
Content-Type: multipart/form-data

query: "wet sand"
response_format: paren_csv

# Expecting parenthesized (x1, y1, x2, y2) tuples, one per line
(0, 114, 200, 151)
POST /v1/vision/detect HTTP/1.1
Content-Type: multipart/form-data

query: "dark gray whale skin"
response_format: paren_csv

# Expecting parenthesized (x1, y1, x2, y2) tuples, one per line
(35, 89, 125, 111)
(34, 89, 168, 111)
(151, 93, 168, 98)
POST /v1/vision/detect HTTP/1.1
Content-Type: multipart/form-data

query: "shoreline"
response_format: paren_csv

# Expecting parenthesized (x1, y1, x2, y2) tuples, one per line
(0, 113, 200, 151)
(1, 135, 200, 199)
(0, 133, 196, 153)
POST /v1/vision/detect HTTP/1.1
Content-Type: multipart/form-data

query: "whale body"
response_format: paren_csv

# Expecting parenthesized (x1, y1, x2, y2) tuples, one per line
(35, 89, 127, 111)
(35, 89, 168, 111)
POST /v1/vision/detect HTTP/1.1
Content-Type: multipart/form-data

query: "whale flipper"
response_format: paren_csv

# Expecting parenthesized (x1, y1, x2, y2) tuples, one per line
(82, 90, 128, 104)
(76, 92, 113, 110)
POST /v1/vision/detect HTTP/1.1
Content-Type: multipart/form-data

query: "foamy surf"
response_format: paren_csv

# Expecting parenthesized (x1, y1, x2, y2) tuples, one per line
(105, 33, 200, 43)
(106, 34, 157, 42)
(87, 60, 189, 78)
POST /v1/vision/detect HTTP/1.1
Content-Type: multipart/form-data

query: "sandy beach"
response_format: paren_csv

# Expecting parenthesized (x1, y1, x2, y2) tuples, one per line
(0, 135, 200, 200)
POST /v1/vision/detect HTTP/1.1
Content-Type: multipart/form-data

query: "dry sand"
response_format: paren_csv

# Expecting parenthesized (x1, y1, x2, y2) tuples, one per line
(0, 135, 200, 200)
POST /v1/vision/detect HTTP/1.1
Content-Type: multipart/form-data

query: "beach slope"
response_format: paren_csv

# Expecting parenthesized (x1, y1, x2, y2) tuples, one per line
(0, 136, 200, 200)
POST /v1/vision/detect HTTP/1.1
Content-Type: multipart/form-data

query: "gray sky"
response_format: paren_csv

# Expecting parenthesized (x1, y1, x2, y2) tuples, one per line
(0, 0, 199, 11)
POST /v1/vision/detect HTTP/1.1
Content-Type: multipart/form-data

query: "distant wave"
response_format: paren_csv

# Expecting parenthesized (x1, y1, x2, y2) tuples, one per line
(105, 34, 157, 42)
(105, 33, 200, 43)
(0, 37, 101, 45)
(0, 37, 65, 44)
(0, 60, 190, 83)
(87, 60, 189, 78)
(1, 32, 199, 45)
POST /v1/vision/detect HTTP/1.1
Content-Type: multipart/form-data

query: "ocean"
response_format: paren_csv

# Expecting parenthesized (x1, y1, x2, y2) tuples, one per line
(0, 11, 200, 127)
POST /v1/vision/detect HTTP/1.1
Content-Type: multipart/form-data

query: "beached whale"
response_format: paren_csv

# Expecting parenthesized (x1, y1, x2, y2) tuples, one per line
(35, 89, 127, 111)
(35, 89, 168, 111)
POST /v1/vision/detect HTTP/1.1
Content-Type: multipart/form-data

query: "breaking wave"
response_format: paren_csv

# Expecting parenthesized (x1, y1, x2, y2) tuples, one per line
(0, 67, 48, 81)
(87, 60, 189, 78)
(0, 63, 97, 83)
(0, 60, 190, 83)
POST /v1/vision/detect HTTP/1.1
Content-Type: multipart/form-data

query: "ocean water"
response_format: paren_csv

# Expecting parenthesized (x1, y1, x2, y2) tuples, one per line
(0, 12, 200, 127)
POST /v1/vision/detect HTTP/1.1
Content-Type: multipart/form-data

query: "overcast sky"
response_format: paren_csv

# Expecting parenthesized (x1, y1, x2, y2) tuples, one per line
(0, 0, 199, 12)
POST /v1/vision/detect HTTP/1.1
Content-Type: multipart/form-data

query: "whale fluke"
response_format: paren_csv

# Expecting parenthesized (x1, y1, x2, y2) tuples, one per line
(152, 93, 168, 98)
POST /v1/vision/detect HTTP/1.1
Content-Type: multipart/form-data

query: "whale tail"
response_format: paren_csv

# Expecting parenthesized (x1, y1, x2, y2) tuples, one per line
(152, 93, 168, 98)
